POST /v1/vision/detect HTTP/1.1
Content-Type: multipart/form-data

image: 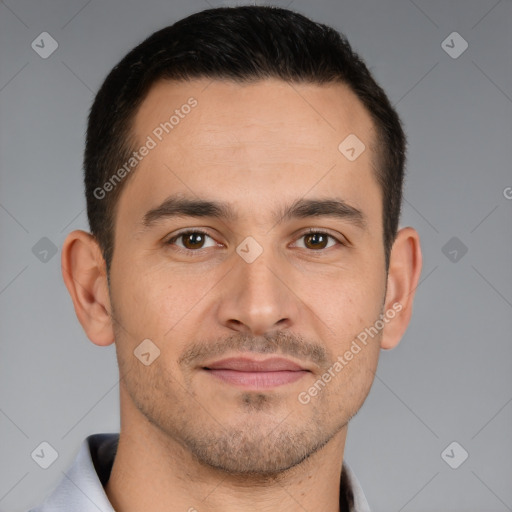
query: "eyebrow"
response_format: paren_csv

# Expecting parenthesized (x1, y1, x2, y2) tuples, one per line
(141, 195, 367, 230)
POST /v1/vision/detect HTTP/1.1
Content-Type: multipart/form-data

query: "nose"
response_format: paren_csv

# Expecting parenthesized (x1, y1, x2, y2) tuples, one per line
(216, 245, 300, 337)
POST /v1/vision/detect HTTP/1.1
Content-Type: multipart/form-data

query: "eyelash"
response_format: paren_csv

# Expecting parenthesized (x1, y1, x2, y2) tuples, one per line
(165, 228, 346, 254)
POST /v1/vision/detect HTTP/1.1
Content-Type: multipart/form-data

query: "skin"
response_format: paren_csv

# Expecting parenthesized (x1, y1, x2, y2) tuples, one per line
(62, 78, 422, 512)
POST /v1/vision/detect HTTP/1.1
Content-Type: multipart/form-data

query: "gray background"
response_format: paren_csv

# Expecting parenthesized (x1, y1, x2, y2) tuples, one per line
(1, 0, 511, 511)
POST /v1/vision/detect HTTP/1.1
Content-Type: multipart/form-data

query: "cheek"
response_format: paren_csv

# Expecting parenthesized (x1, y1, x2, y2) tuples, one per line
(110, 259, 216, 362)
(305, 268, 385, 335)
(333, 344, 380, 413)
(112, 253, 174, 312)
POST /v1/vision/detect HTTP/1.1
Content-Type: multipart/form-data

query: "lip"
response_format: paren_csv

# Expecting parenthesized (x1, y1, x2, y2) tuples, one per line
(202, 357, 310, 389)
(204, 357, 306, 372)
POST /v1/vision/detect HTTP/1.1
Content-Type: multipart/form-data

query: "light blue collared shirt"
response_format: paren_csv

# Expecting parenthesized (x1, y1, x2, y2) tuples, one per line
(30, 433, 371, 511)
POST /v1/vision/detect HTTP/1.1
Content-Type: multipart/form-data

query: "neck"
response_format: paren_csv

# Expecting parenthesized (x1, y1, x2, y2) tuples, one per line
(105, 396, 347, 512)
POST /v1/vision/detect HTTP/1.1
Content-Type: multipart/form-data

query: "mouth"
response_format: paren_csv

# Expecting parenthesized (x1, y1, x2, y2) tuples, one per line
(202, 356, 311, 389)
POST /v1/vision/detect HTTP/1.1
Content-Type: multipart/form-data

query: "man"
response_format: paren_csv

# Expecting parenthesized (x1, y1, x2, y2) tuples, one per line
(31, 5, 422, 511)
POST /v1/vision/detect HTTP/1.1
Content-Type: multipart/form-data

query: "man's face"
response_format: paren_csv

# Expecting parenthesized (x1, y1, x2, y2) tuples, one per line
(108, 78, 388, 475)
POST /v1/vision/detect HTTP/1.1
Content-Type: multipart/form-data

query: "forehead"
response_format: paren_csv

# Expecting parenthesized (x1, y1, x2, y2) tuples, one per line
(117, 78, 381, 231)
(134, 78, 376, 155)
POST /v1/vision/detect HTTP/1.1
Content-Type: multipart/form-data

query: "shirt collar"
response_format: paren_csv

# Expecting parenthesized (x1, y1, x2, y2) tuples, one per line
(30, 433, 371, 512)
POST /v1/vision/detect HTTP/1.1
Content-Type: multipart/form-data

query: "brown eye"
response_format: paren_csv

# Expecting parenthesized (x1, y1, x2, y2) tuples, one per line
(166, 230, 216, 251)
(182, 232, 206, 249)
(303, 232, 329, 250)
(295, 230, 341, 251)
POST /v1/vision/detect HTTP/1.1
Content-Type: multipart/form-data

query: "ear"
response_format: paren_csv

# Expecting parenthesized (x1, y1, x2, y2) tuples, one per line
(61, 230, 115, 346)
(380, 226, 423, 350)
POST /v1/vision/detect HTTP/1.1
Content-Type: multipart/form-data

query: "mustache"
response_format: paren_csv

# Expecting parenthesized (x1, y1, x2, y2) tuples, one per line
(178, 330, 330, 369)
